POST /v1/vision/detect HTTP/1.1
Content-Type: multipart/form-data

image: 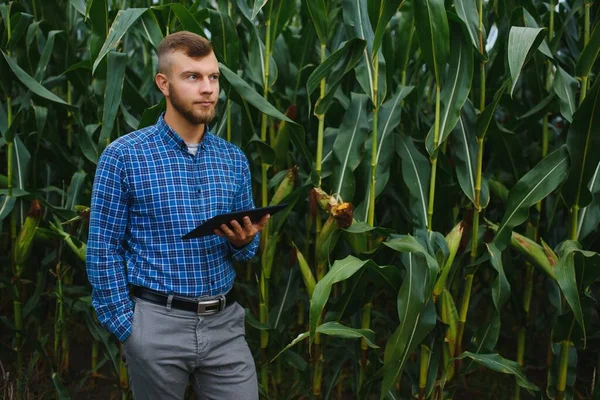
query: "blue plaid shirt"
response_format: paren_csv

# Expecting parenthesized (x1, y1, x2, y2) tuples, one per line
(86, 115, 259, 342)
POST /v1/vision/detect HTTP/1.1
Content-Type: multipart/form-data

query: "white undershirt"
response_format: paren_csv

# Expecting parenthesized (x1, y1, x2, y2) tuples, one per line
(187, 142, 200, 156)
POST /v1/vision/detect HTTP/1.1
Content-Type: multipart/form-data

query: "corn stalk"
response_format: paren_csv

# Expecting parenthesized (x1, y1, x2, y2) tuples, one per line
(557, 4, 592, 399)
(257, 1, 275, 393)
(426, 83, 442, 230)
(360, 49, 380, 391)
(3, 5, 23, 375)
(515, 3, 555, 399)
(457, 0, 486, 356)
(260, 1, 274, 208)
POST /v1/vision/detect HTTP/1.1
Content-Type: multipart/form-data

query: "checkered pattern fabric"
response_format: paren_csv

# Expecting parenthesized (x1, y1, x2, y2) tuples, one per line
(86, 115, 259, 342)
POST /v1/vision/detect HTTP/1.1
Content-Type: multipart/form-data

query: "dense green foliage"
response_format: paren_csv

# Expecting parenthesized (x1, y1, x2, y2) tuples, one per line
(1, 0, 600, 399)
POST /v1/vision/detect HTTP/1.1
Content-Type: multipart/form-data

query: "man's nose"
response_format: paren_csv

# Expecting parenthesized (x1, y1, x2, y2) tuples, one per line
(199, 77, 213, 93)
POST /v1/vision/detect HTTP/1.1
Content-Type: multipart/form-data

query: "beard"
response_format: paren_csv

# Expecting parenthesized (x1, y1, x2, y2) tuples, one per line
(168, 84, 216, 125)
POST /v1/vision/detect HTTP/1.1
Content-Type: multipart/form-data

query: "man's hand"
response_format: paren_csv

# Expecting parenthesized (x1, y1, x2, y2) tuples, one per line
(214, 214, 270, 248)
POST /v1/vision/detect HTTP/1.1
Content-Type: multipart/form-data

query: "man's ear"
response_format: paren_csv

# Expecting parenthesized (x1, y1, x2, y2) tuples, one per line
(155, 73, 169, 97)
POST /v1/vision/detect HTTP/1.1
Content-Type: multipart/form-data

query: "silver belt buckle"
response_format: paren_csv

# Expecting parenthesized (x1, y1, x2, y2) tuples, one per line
(196, 295, 226, 315)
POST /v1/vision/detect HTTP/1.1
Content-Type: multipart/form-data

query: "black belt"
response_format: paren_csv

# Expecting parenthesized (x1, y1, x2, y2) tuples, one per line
(131, 286, 235, 315)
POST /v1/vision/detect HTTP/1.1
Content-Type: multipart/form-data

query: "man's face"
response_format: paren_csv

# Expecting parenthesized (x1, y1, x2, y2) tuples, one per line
(163, 50, 220, 125)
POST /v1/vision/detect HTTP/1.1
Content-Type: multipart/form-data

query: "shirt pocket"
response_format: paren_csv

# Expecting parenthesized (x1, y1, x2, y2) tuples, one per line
(204, 171, 238, 214)
(131, 170, 189, 222)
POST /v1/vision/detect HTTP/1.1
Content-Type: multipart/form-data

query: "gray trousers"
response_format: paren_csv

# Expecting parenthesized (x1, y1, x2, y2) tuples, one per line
(123, 295, 258, 400)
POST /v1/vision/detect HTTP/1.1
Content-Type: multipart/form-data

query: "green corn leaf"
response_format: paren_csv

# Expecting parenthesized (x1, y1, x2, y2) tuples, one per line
(12, 136, 31, 197)
(563, 78, 600, 211)
(306, 0, 329, 45)
(396, 134, 430, 230)
(554, 240, 600, 345)
(52, 373, 71, 400)
(381, 286, 436, 398)
(413, 0, 450, 85)
(0, 196, 16, 222)
(89, 0, 108, 64)
(555, 240, 586, 347)
(384, 235, 440, 296)
(138, 99, 166, 130)
(507, 26, 546, 97)
(490, 123, 527, 184)
(577, 161, 600, 240)
(332, 93, 370, 202)
(138, 10, 163, 50)
(454, 0, 480, 52)
(33, 105, 48, 137)
(372, 0, 402, 56)
(395, 0, 415, 75)
(251, 0, 269, 21)
(92, 8, 147, 74)
(517, 93, 555, 121)
(157, 4, 205, 36)
(461, 314, 502, 375)
(7, 12, 33, 51)
(269, 0, 295, 45)
(517, 7, 553, 59)
(309, 256, 374, 343)
(208, 10, 240, 69)
(477, 80, 508, 139)
(359, 86, 413, 221)
(553, 66, 578, 123)
(249, 134, 276, 165)
(450, 100, 490, 209)
(70, 0, 86, 17)
(575, 22, 600, 78)
(80, 124, 99, 165)
(342, 0, 381, 102)
(493, 146, 570, 251)
(98, 51, 127, 155)
(317, 321, 378, 348)
(453, 352, 539, 393)
(272, 332, 309, 361)
(485, 243, 510, 312)
(34, 30, 63, 81)
(273, 322, 377, 362)
(342, 0, 374, 53)
(1, 51, 75, 109)
(426, 24, 473, 155)
(307, 38, 366, 116)
(83, 312, 120, 375)
(233, 0, 252, 22)
(219, 63, 312, 166)
(65, 172, 87, 211)
(470, 313, 501, 354)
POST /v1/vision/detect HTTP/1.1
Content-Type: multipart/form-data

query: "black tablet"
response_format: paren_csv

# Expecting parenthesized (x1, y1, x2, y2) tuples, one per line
(181, 203, 289, 239)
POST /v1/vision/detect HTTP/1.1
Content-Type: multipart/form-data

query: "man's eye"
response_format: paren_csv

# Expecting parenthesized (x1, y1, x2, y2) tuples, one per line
(187, 74, 197, 80)
(210, 75, 219, 81)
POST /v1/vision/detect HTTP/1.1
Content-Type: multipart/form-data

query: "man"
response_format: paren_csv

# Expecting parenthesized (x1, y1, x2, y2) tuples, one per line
(86, 31, 268, 399)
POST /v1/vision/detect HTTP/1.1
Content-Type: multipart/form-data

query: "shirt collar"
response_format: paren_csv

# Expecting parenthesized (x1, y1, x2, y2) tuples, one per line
(156, 113, 213, 152)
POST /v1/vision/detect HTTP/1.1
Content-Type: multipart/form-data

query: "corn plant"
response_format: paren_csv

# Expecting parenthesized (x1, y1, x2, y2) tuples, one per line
(1, 0, 600, 399)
